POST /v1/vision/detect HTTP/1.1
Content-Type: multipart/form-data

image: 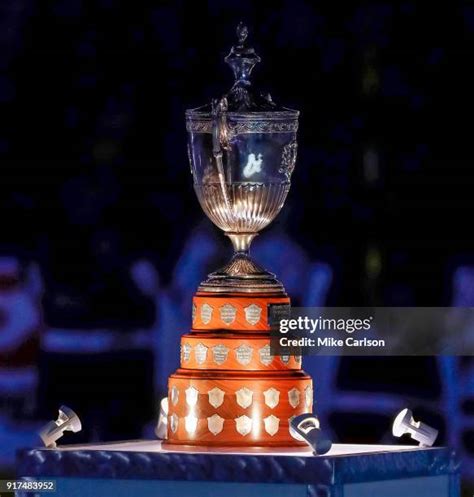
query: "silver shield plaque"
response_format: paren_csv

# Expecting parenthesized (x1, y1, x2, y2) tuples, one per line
(264, 415, 280, 436)
(192, 302, 196, 323)
(294, 355, 302, 365)
(181, 343, 192, 363)
(244, 303, 262, 325)
(235, 415, 252, 436)
(194, 342, 208, 365)
(259, 344, 273, 366)
(207, 414, 224, 436)
(170, 386, 179, 406)
(305, 385, 313, 409)
(235, 387, 253, 408)
(220, 303, 237, 325)
(288, 388, 300, 408)
(208, 387, 225, 408)
(185, 414, 198, 434)
(212, 344, 229, 365)
(201, 303, 213, 324)
(280, 353, 290, 364)
(170, 413, 178, 433)
(185, 386, 199, 407)
(263, 387, 280, 409)
(235, 344, 253, 366)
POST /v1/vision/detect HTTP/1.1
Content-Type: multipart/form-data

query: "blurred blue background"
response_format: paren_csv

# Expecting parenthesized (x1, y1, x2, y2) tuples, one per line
(1, 0, 474, 490)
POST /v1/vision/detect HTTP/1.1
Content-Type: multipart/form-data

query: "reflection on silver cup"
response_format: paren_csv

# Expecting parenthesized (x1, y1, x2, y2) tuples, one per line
(194, 182, 290, 234)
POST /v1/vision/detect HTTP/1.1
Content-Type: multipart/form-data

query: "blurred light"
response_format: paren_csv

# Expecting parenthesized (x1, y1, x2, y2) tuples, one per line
(42, 329, 152, 354)
(452, 266, 474, 306)
(93, 140, 120, 163)
(0, 367, 37, 395)
(25, 262, 44, 298)
(0, 257, 19, 278)
(304, 263, 332, 307)
(130, 259, 160, 297)
(366, 246, 382, 279)
(362, 65, 379, 96)
(0, 292, 39, 352)
(363, 147, 379, 184)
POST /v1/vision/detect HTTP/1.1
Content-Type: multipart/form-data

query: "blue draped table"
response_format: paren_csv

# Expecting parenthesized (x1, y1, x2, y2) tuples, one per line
(16, 440, 460, 497)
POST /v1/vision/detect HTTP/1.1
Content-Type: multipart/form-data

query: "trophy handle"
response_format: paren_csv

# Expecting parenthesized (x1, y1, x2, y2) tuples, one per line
(211, 97, 235, 226)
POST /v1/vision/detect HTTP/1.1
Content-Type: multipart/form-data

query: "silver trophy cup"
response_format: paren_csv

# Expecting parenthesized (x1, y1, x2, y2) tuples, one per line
(186, 24, 299, 294)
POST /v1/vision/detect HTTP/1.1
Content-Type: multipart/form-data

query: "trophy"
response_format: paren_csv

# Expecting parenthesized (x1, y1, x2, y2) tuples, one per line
(165, 24, 312, 449)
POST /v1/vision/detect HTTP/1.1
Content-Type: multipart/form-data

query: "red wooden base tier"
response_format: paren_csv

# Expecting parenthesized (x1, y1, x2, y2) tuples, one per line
(166, 292, 313, 447)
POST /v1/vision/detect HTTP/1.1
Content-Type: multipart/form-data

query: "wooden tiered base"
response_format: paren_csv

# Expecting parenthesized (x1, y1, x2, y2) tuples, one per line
(165, 292, 313, 448)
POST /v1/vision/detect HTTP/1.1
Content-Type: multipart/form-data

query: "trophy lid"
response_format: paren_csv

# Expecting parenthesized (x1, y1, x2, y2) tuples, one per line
(186, 22, 298, 118)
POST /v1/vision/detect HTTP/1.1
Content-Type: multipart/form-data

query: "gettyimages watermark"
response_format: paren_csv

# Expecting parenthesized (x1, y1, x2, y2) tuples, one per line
(278, 315, 381, 348)
(269, 307, 474, 356)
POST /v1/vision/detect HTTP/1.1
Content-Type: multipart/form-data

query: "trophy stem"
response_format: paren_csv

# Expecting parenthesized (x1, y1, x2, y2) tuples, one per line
(197, 232, 285, 294)
(226, 232, 258, 255)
